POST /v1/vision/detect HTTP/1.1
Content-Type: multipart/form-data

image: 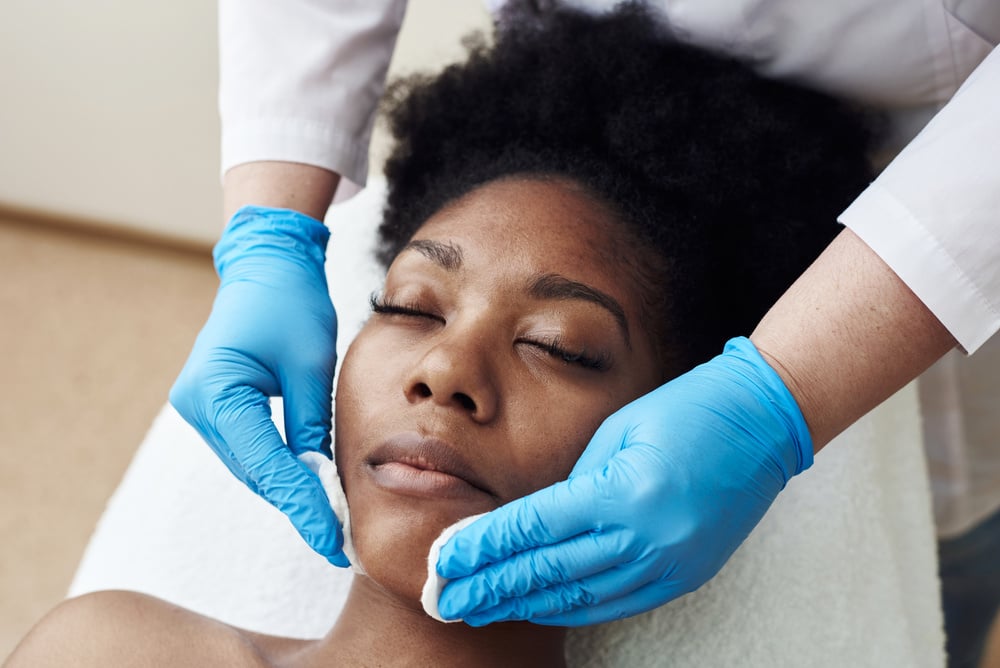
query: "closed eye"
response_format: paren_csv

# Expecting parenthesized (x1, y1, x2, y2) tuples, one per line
(371, 293, 609, 370)
(524, 336, 611, 371)
(369, 293, 444, 323)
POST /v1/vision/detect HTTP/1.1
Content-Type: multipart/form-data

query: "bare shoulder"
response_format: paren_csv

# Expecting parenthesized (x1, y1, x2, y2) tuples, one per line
(5, 590, 298, 667)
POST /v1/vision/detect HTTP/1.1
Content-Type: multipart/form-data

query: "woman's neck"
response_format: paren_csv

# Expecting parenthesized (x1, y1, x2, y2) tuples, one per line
(298, 577, 566, 667)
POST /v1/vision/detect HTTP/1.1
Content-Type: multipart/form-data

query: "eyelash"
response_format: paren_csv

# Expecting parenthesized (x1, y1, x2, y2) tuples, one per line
(529, 335, 611, 371)
(369, 294, 443, 322)
(369, 294, 610, 371)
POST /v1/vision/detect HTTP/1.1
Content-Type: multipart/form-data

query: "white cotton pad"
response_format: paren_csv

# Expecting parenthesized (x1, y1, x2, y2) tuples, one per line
(420, 513, 486, 623)
(298, 451, 364, 575)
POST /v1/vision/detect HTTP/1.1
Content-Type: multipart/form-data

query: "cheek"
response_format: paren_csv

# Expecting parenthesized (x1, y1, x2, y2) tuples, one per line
(333, 330, 482, 607)
(334, 330, 397, 450)
(333, 332, 398, 523)
(501, 391, 618, 499)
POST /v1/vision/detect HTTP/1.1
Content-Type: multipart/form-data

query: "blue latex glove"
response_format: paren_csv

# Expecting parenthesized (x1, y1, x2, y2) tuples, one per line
(436, 337, 812, 625)
(170, 205, 347, 567)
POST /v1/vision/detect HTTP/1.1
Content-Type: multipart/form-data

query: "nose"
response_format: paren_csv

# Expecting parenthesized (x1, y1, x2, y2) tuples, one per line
(404, 331, 499, 423)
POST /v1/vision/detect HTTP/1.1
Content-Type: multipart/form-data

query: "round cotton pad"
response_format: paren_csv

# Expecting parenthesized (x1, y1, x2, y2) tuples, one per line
(298, 451, 365, 574)
(420, 513, 486, 623)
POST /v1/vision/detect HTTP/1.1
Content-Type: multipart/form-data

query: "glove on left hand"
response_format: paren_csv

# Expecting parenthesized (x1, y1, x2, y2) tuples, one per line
(435, 337, 812, 626)
(170, 205, 347, 566)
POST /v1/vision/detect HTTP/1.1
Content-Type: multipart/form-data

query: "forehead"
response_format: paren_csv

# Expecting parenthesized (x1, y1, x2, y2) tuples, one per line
(411, 177, 631, 278)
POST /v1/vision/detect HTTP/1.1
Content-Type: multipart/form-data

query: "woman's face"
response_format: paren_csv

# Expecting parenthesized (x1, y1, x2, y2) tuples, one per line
(334, 177, 664, 607)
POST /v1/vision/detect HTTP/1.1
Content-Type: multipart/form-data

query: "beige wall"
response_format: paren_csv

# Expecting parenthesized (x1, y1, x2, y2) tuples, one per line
(0, 0, 221, 246)
(0, 1, 489, 247)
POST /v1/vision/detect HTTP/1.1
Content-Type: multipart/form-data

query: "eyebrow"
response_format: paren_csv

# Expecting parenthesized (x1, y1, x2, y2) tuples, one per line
(403, 239, 464, 271)
(530, 273, 631, 347)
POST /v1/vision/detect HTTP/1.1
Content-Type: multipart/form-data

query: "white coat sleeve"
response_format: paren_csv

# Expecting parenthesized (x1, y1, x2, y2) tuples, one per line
(839, 45, 1000, 353)
(218, 0, 407, 185)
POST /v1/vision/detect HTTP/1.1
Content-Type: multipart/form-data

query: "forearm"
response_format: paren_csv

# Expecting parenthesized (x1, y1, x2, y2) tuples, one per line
(223, 161, 340, 222)
(751, 228, 956, 450)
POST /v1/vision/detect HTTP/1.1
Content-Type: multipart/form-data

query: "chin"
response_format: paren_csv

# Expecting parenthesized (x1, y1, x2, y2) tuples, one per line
(348, 490, 482, 607)
(339, 437, 500, 602)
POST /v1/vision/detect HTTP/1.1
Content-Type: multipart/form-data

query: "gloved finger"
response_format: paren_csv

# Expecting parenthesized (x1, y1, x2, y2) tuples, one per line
(281, 357, 336, 458)
(461, 563, 659, 627)
(209, 438, 256, 493)
(436, 475, 598, 579)
(169, 377, 255, 492)
(253, 444, 346, 562)
(530, 578, 690, 627)
(296, 461, 351, 569)
(256, 450, 348, 566)
(437, 529, 624, 620)
(214, 387, 347, 565)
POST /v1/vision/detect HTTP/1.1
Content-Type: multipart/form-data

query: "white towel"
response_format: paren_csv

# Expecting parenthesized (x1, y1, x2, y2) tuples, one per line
(70, 180, 945, 666)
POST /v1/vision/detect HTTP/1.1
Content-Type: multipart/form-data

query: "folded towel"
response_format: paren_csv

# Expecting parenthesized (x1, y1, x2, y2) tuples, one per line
(70, 180, 944, 666)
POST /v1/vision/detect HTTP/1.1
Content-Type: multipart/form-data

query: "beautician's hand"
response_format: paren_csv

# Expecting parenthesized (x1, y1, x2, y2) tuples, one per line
(435, 336, 812, 625)
(170, 205, 348, 567)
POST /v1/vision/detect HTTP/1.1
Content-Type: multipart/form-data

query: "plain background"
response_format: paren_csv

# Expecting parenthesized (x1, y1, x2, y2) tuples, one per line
(0, 0, 489, 658)
(0, 0, 489, 246)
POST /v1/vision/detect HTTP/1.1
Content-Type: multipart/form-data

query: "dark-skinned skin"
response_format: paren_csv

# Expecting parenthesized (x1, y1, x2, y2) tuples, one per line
(6, 177, 666, 668)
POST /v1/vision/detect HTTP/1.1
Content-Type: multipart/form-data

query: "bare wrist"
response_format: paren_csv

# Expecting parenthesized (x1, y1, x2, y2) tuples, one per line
(751, 229, 954, 451)
(223, 161, 341, 223)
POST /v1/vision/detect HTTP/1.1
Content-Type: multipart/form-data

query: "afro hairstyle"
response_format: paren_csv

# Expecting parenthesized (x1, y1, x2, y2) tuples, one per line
(377, 0, 878, 375)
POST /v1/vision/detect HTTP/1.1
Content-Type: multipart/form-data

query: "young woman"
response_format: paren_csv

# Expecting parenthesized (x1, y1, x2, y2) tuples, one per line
(6, 4, 878, 666)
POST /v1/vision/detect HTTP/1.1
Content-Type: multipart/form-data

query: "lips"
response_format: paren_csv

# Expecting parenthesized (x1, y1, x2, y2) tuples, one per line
(366, 432, 498, 502)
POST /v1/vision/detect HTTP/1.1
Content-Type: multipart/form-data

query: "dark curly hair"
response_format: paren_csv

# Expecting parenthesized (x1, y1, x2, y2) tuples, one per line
(377, 0, 876, 375)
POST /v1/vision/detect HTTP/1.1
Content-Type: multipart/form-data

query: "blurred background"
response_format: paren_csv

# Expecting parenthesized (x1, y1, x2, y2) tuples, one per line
(0, 0, 489, 657)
